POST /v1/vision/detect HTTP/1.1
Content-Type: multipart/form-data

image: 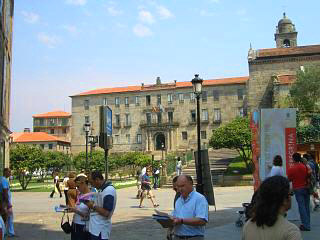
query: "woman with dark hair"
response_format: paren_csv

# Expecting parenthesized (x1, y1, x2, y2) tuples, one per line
(288, 152, 311, 231)
(270, 155, 285, 177)
(242, 176, 301, 240)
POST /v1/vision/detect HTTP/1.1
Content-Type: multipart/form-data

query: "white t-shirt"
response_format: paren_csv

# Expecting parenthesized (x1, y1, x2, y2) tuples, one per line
(73, 202, 89, 225)
(63, 177, 69, 190)
(89, 183, 117, 239)
(270, 166, 285, 177)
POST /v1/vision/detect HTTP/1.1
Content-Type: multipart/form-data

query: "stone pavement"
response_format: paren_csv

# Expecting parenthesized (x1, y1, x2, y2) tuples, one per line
(11, 186, 320, 239)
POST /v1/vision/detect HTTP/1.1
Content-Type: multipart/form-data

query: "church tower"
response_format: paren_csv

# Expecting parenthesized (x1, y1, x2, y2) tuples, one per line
(275, 13, 297, 48)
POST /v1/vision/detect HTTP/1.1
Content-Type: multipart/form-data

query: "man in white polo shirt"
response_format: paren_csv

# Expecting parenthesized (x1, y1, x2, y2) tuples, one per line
(86, 170, 117, 240)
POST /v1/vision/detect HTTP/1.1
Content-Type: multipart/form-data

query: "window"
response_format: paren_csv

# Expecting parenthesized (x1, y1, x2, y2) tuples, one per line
(85, 116, 90, 124)
(157, 112, 162, 124)
(84, 99, 89, 110)
(48, 118, 56, 126)
(146, 95, 151, 106)
(182, 132, 188, 140)
(237, 89, 244, 100)
(135, 96, 140, 106)
(179, 93, 184, 103)
(50, 129, 54, 134)
(202, 91, 207, 102)
(125, 97, 129, 107)
(126, 134, 130, 144)
(167, 93, 173, 104)
(115, 114, 120, 126)
(190, 92, 195, 102)
(191, 110, 196, 122)
(157, 94, 161, 105)
(201, 131, 207, 139)
(103, 98, 108, 106)
(125, 114, 131, 126)
(239, 107, 244, 117)
(146, 112, 152, 124)
(61, 118, 68, 126)
(213, 90, 219, 101)
(115, 135, 120, 144)
(40, 144, 45, 149)
(39, 119, 44, 126)
(63, 128, 67, 134)
(115, 97, 120, 107)
(48, 144, 53, 150)
(202, 109, 208, 121)
(168, 112, 173, 123)
(214, 108, 221, 122)
(137, 134, 142, 144)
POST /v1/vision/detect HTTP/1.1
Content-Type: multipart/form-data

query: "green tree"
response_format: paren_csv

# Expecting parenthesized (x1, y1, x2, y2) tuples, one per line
(10, 144, 45, 190)
(43, 151, 72, 174)
(289, 65, 320, 112)
(209, 117, 252, 172)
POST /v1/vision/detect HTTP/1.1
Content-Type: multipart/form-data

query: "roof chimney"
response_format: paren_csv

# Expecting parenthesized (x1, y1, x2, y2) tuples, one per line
(141, 83, 144, 89)
(156, 77, 161, 85)
(174, 80, 177, 85)
(24, 128, 31, 133)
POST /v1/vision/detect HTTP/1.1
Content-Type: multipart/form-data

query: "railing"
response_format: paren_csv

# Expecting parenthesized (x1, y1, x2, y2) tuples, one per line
(140, 120, 179, 127)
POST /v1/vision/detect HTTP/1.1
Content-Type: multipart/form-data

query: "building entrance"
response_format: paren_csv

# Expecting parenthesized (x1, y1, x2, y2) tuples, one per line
(155, 133, 165, 150)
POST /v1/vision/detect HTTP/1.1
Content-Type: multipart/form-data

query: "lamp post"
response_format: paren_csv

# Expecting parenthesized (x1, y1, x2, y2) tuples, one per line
(84, 122, 91, 172)
(191, 74, 204, 194)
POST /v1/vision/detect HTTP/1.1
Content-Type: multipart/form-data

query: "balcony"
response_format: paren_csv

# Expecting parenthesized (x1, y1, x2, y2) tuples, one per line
(189, 120, 197, 125)
(124, 123, 132, 128)
(140, 119, 179, 128)
(213, 119, 221, 124)
(114, 122, 121, 128)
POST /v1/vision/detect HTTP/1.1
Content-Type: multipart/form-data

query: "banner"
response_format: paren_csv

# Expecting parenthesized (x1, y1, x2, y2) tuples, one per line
(250, 110, 261, 191)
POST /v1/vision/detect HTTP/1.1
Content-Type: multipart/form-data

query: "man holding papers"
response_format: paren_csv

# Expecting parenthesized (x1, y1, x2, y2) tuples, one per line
(171, 175, 208, 240)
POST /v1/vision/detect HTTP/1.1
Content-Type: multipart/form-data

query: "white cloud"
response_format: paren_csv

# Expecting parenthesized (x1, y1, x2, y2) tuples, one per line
(199, 9, 216, 17)
(37, 33, 61, 48)
(133, 24, 153, 37)
(107, 6, 123, 16)
(62, 25, 79, 35)
(157, 6, 174, 19)
(21, 11, 39, 24)
(138, 10, 155, 24)
(65, 0, 87, 6)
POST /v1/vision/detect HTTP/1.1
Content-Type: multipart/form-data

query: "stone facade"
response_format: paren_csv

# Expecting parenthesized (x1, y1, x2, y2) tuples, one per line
(70, 78, 247, 154)
(0, 0, 14, 175)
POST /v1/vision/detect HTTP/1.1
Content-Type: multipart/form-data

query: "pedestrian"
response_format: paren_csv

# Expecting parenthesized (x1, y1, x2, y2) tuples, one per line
(49, 172, 62, 198)
(67, 172, 78, 208)
(167, 176, 181, 240)
(153, 167, 160, 189)
(287, 152, 311, 231)
(269, 155, 285, 177)
(139, 169, 159, 208)
(136, 170, 142, 199)
(0, 214, 5, 240)
(171, 175, 208, 240)
(176, 157, 182, 176)
(63, 174, 70, 206)
(68, 175, 92, 240)
(242, 176, 302, 240)
(1, 168, 15, 237)
(85, 170, 117, 240)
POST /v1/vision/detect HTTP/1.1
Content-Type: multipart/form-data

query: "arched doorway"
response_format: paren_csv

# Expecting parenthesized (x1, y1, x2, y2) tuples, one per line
(155, 133, 166, 150)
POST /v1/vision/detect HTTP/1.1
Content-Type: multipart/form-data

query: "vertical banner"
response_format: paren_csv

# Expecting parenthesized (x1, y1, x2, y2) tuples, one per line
(260, 109, 296, 181)
(250, 110, 261, 191)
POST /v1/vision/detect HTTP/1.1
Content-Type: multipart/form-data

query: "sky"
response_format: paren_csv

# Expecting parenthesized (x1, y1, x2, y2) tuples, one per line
(10, 0, 320, 132)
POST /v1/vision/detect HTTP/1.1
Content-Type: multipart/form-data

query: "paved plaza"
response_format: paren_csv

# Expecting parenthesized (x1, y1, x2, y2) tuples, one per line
(11, 186, 320, 239)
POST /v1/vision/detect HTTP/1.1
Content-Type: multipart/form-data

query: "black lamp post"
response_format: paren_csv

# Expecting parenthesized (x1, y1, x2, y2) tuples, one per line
(84, 122, 91, 172)
(191, 74, 204, 194)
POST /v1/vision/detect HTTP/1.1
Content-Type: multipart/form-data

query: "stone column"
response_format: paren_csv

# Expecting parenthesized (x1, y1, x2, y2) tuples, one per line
(145, 130, 149, 151)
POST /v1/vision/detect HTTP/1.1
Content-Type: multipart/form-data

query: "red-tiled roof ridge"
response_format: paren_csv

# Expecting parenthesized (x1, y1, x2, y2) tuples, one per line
(11, 132, 70, 143)
(257, 44, 320, 58)
(72, 76, 248, 97)
(276, 74, 296, 85)
(32, 111, 71, 118)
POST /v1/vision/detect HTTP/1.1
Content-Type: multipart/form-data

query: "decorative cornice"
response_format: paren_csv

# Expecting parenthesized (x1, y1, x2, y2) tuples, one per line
(249, 54, 320, 65)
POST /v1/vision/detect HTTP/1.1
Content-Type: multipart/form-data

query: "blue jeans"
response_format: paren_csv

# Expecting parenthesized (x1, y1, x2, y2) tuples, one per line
(90, 233, 108, 240)
(294, 188, 310, 229)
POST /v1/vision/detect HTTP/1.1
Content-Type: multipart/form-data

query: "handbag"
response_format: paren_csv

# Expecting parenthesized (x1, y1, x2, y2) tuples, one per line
(61, 211, 72, 234)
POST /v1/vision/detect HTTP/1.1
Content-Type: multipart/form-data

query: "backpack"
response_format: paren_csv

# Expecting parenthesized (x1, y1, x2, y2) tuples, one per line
(306, 164, 317, 194)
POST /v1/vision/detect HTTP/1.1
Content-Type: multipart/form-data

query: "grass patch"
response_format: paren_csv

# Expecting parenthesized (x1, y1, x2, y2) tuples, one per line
(225, 156, 252, 176)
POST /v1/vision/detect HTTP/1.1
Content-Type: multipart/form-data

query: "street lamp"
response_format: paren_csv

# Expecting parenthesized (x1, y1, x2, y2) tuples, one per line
(89, 135, 98, 163)
(83, 122, 91, 172)
(191, 74, 204, 194)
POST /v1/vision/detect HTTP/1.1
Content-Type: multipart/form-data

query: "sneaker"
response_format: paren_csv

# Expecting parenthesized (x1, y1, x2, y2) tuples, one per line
(299, 225, 310, 231)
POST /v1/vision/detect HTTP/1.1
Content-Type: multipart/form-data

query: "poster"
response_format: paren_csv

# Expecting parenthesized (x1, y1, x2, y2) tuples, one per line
(250, 110, 261, 191)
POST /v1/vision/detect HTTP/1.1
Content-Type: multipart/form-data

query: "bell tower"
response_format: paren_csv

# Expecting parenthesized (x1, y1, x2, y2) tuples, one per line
(275, 13, 297, 48)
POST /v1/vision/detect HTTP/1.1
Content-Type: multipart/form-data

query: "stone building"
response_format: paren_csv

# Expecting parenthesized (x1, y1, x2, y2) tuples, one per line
(0, 0, 14, 174)
(71, 13, 320, 156)
(33, 111, 72, 142)
(70, 77, 247, 154)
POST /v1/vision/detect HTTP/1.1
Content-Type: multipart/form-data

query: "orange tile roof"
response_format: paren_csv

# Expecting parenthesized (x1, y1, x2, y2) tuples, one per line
(72, 76, 248, 97)
(257, 44, 320, 58)
(277, 75, 296, 85)
(32, 111, 71, 118)
(11, 132, 70, 144)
